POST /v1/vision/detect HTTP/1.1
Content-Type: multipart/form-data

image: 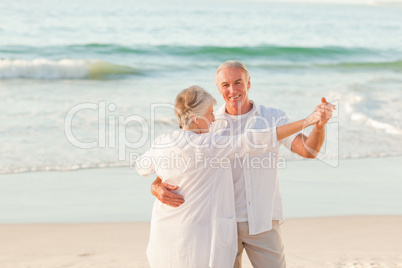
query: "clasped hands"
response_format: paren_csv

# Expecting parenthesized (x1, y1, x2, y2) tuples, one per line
(306, 97, 336, 128)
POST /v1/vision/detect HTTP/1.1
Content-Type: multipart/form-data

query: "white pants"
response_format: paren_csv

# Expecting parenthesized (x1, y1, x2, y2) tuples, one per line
(234, 221, 286, 268)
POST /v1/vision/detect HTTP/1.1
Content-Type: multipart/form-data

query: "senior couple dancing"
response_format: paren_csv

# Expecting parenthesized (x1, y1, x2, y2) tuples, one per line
(136, 60, 335, 268)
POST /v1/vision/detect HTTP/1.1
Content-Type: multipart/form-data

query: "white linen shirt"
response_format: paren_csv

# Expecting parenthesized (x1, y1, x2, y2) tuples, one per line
(136, 127, 277, 268)
(211, 101, 300, 235)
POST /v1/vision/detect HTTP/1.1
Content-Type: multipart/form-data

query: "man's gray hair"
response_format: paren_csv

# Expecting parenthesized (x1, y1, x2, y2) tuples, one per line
(174, 85, 217, 129)
(214, 60, 250, 84)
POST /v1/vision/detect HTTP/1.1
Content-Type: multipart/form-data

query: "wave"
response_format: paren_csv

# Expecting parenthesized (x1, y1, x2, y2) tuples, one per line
(317, 60, 402, 71)
(0, 43, 385, 59)
(1, 45, 401, 80)
(248, 60, 402, 72)
(350, 112, 402, 135)
(1, 57, 401, 81)
(159, 45, 375, 59)
(0, 59, 140, 79)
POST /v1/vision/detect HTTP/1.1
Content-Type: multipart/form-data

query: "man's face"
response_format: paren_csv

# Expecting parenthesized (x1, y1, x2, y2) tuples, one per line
(215, 67, 251, 111)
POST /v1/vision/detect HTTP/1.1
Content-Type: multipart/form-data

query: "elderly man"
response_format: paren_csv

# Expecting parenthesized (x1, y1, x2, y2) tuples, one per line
(150, 60, 334, 267)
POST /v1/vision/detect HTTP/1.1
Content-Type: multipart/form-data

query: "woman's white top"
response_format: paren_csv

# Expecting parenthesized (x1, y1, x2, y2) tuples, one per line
(136, 127, 277, 268)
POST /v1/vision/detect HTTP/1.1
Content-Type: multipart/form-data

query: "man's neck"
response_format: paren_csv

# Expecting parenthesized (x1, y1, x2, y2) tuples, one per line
(225, 100, 253, 115)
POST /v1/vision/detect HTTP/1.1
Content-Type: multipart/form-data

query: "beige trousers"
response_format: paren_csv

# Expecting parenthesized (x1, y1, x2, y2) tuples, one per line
(234, 221, 286, 268)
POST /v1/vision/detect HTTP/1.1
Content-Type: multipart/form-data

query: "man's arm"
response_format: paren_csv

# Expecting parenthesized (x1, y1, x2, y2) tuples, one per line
(290, 97, 335, 159)
(290, 127, 325, 159)
(151, 177, 185, 207)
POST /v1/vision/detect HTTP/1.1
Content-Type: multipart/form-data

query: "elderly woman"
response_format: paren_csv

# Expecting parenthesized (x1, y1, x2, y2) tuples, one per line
(136, 86, 320, 268)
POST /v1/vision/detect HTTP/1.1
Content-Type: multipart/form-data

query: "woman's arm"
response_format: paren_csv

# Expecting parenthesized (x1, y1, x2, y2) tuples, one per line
(207, 103, 322, 159)
(135, 137, 161, 176)
(277, 117, 317, 141)
(135, 149, 156, 177)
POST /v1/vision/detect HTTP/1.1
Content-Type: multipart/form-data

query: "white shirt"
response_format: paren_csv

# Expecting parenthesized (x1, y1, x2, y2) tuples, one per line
(136, 127, 277, 267)
(211, 101, 300, 235)
(225, 109, 254, 222)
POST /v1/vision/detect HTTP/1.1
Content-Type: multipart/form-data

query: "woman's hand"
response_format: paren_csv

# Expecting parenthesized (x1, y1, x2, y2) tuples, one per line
(306, 97, 336, 127)
(317, 97, 336, 127)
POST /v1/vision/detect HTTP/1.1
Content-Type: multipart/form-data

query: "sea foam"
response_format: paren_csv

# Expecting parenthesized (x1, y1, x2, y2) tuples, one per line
(0, 59, 138, 79)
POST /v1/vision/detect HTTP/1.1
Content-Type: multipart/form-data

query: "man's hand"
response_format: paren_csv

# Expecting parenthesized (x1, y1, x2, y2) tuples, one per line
(316, 97, 336, 128)
(291, 97, 336, 159)
(151, 177, 185, 207)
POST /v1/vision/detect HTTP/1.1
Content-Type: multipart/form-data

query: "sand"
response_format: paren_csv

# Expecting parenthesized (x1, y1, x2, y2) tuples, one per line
(1, 157, 401, 267)
(1, 216, 401, 268)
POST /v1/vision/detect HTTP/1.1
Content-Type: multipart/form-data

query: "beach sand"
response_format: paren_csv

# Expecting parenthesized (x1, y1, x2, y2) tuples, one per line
(1, 216, 401, 268)
(1, 157, 401, 267)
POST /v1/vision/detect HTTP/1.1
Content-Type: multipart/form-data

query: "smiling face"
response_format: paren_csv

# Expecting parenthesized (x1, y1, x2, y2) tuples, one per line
(215, 67, 252, 115)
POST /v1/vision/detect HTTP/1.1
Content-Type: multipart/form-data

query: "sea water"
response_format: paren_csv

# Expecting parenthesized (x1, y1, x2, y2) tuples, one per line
(1, 0, 402, 222)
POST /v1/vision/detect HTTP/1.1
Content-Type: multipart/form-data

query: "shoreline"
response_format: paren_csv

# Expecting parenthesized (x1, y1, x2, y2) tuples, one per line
(2, 153, 401, 176)
(1, 216, 401, 268)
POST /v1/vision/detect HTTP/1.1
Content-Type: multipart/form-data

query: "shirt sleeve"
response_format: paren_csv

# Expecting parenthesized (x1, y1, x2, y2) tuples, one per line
(206, 127, 277, 159)
(135, 139, 158, 177)
(277, 111, 301, 151)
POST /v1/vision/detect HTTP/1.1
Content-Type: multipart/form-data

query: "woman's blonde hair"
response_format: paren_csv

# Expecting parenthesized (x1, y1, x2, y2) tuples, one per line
(174, 85, 216, 129)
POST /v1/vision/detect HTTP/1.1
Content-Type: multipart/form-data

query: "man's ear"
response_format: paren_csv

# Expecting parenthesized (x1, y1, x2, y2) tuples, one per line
(247, 76, 251, 90)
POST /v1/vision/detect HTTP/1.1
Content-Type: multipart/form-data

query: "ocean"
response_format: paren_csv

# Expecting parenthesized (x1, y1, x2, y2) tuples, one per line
(1, 0, 402, 222)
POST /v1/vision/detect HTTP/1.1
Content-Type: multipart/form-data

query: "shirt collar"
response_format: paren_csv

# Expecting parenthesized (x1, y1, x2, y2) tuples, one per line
(215, 100, 262, 117)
